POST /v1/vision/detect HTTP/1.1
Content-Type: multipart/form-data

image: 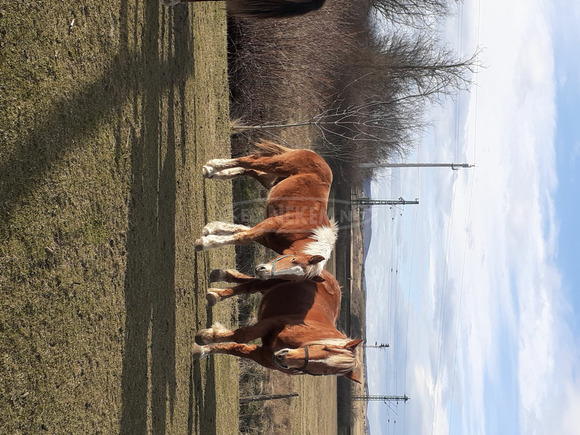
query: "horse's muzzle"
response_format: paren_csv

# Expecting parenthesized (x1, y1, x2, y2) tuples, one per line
(255, 264, 269, 279)
(273, 349, 290, 369)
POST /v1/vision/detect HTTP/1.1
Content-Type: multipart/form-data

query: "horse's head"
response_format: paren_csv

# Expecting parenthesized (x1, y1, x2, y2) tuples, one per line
(273, 339, 363, 382)
(255, 254, 326, 281)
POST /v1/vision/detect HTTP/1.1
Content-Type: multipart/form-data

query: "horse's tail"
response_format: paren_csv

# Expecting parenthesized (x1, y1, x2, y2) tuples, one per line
(253, 140, 295, 156)
(228, 0, 326, 18)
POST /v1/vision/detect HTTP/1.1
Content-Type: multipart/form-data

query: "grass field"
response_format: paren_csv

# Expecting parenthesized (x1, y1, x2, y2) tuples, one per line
(1, 2, 238, 434)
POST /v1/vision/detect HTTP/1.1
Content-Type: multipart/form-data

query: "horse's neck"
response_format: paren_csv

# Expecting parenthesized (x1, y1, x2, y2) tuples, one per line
(274, 319, 345, 348)
(285, 238, 315, 255)
(307, 282, 342, 327)
(311, 273, 341, 321)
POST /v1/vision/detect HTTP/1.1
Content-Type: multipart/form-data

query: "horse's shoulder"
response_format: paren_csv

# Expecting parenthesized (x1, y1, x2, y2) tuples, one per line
(318, 271, 341, 295)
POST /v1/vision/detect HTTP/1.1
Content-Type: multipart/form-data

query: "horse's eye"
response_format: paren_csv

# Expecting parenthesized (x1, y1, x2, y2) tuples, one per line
(292, 258, 297, 262)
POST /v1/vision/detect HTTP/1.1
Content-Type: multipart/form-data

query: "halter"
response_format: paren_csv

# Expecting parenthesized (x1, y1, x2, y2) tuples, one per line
(294, 344, 323, 376)
(273, 344, 321, 376)
(299, 344, 311, 371)
(269, 254, 292, 278)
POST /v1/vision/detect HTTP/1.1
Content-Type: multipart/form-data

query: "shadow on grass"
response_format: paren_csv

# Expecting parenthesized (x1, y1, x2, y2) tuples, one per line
(0, 0, 221, 433)
(117, 2, 219, 435)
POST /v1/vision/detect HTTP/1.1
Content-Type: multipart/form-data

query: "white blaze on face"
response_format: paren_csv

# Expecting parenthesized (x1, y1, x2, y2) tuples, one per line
(255, 263, 304, 279)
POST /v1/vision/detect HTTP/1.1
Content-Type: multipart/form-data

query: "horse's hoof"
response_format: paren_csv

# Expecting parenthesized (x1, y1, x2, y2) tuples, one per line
(194, 238, 205, 251)
(209, 269, 225, 282)
(206, 291, 220, 307)
(195, 328, 213, 345)
(203, 165, 214, 178)
(192, 343, 206, 359)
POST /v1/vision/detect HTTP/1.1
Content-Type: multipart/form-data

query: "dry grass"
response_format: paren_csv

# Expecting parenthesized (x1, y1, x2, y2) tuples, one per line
(239, 357, 338, 435)
(0, 2, 237, 434)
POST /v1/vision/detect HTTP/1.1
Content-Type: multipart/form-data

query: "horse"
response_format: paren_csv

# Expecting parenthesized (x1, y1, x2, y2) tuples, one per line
(193, 268, 362, 381)
(195, 140, 337, 282)
(161, 0, 326, 19)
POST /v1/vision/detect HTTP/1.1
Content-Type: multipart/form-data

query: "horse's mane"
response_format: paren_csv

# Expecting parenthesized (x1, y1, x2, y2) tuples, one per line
(307, 338, 351, 347)
(303, 219, 338, 278)
(253, 140, 295, 156)
(306, 338, 358, 372)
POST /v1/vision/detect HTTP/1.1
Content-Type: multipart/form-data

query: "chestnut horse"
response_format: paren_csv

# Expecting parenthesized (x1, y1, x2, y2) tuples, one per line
(162, 0, 326, 18)
(195, 141, 337, 282)
(194, 268, 361, 381)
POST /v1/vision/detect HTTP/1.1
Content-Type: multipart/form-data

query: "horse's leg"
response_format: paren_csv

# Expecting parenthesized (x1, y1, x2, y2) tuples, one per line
(193, 343, 276, 370)
(241, 170, 280, 189)
(234, 151, 323, 178)
(195, 217, 279, 251)
(205, 167, 246, 180)
(208, 167, 280, 189)
(202, 158, 239, 178)
(203, 153, 300, 180)
(209, 268, 254, 283)
(202, 221, 250, 236)
(196, 317, 284, 344)
(206, 278, 278, 307)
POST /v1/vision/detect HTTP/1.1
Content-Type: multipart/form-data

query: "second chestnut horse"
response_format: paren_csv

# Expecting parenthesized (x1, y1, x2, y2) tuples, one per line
(194, 268, 361, 381)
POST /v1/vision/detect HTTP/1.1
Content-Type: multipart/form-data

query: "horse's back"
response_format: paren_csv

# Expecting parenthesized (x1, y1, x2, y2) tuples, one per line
(268, 172, 330, 200)
(289, 149, 332, 183)
(265, 174, 330, 227)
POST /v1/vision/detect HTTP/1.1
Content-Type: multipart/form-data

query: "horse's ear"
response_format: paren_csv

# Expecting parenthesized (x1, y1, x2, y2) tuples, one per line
(311, 275, 325, 282)
(308, 255, 325, 265)
(345, 339, 363, 350)
(344, 370, 361, 384)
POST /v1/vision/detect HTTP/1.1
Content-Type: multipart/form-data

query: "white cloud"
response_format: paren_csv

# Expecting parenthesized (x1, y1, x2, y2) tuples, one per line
(364, 0, 579, 434)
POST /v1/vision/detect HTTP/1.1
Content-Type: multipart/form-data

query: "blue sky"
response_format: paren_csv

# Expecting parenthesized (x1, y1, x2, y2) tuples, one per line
(553, 10, 580, 338)
(364, 1, 580, 434)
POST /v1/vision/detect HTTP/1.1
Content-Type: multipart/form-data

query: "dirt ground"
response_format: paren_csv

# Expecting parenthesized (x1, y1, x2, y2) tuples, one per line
(1, 2, 238, 434)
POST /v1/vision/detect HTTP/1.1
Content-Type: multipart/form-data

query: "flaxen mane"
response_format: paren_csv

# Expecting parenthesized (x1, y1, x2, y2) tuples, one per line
(305, 338, 357, 372)
(303, 220, 339, 279)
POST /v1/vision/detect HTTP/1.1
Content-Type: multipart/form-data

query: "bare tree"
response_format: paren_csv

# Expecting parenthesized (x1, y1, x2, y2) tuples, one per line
(233, 29, 477, 173)
(228, 0, 478, 183)
(370, 0, 460, 29)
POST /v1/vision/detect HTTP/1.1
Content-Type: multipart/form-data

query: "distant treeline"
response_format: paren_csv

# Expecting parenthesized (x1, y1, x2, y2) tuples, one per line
(228, 0, 477, 184)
